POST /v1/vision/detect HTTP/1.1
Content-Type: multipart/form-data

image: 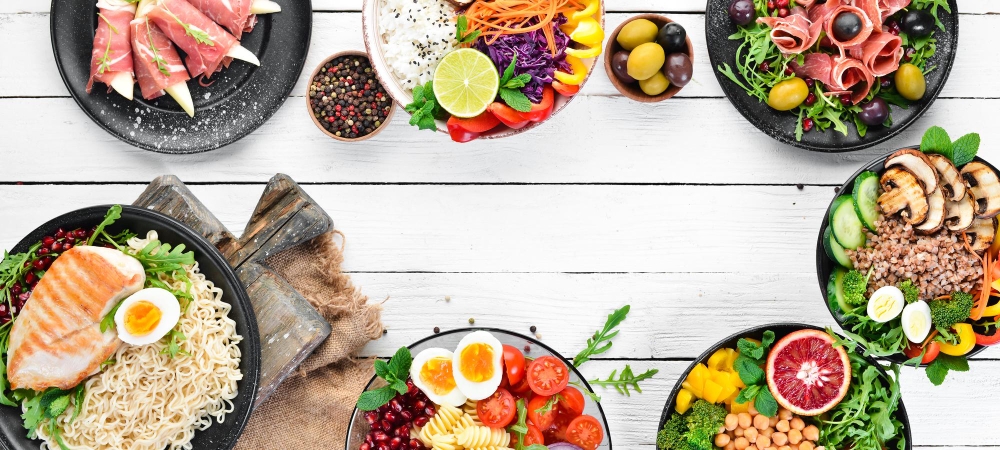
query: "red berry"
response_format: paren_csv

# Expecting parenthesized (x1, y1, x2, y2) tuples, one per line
(54, 229, 65, 239)
(804, 93, 817, 105)
(24, 272, 37, 286)
(803, 118, 815, 132)
(805, 78, 815, 89)
(759, 61, 771, 72)
(42, 236, 55, 246)
(778, 7, 789, 16)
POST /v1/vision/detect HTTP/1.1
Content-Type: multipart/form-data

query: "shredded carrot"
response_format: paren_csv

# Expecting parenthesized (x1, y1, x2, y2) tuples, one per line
(962, 231, 991, 320)
(463, 0, 588, 54)
(921, 329, 938, 348)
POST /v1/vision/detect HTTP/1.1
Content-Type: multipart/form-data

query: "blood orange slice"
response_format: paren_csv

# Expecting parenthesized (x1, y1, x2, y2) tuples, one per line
(765, 329, 850, 416)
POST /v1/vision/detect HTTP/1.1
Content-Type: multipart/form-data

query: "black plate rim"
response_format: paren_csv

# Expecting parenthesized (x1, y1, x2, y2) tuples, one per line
(4, 204, 261, 450)
(815, 152, 998, 364)
(49, 0, 313, 154)
(656, 322, 913, 450)
(344, 327, 614, 449)
(704, 0, 959, 152)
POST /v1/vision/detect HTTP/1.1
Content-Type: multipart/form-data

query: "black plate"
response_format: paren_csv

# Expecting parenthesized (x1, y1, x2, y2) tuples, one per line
(1, 205, 260, 450)
(705, 1, 958, 152)
(816, 152, 996, 364)
(51, 0, 311, 154)
(658, 323, 912, 449)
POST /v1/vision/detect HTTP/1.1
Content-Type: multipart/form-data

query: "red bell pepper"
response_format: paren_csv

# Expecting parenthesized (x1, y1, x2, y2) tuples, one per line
(975, 328, 1000, 346)
(552, 81, 580, 97)
(446, 112, 501, 142)
(447, 121, 480, 143)
(520, 86, 554, 123)
(488, 102, 530, 129)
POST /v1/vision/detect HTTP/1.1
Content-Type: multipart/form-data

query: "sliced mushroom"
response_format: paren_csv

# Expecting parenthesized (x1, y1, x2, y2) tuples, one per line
(885, 148, 939, 195)
(964, 217, 997, 253)
(961, 162, 1000, 219)
(945, 192, 976, 232)
(927, 154, 967, 201)
(879, 167, 929, 225)
(915, 188, 946, 234)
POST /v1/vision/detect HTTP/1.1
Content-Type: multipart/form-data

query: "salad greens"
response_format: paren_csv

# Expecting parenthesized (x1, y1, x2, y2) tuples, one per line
(732, 330, 778, 417)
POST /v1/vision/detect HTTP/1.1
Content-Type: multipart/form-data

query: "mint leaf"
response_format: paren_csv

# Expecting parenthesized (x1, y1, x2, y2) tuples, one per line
(920, 125, 953, 160)
(734, 356, 765, 386)
(951, 133, 981, 166)
(390, 378, 408, 395)
(387, 347, 413, 380)
(925, 354, 967, 386)
(761, 330, 776, 349)
(358, 386, 399, 411)
(734, 384, 759, 404)
(754, 388, 778, 417)
(500, 55, 517, 85)
(504, 73, 531, 89)
(500, 88, 532, 113)
(737, 338, 764, 361)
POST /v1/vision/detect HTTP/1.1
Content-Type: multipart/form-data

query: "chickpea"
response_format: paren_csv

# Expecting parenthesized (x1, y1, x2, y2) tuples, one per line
(756, 435, 771, 450)
(790, 417, 805, 431)
(799, 441, 815, 450)
(802, 425, 819, 441)
(787, 429, 802, 445)
(760, 428, 772, 439)
(734, 428, 745, 437)
(775, 420, 790, 432)
(726, 414, 740, 431)
(766, 447, 777, 450)
(778, 409, 793, 420)
(779, 446, 791, 450)
(716, 433, 732, 447)
(725, 442, 736, 450)
(736, 437, 751, 450)
(753, 414, 770, 430)
(745, 427, 759, 443)
(769, 416, 779, 428)
(772, 432, 788, 446)
(748, 403, 759, 416)
(738, 413, 753, 429)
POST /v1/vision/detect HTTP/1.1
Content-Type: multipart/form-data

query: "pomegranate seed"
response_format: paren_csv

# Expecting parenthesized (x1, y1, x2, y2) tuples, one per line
(24, 273, 37, 286)
(361, 444, 371, 450)
(413, 416, 429, 427)
(904, 47, 916, 61)
(778, 7, 789, 16)
(804, 93, 817, 105)
(839, 94, 852, 105)
(424, 405, 435, 416)
(50, 242, 61, 253)
(32, 260, 46, 271)
(803, 118, 815, 132)
(785, 67, 794, 75)
(413, 400, 426, 411)
(767, 0, 775, 9)
(805, 78, 815, 89)
(42, 236, 55, 246)
(759, 61, 770, 72)
(401, 411, 413, 421)
(62, 243, 73, 251)
(524, 345, 531, 353)
(378, 444, 390, 450)
(409, 439, 421, 448)
(777, 0, 788, 6)
(391, 437, 403, 450)
(373, 431, 389, 442)
(396, 425, 410, 437)
(38, 248, 49, 256)
(880, 78, 892, 89)
(76, 229, 88, 238)
(55, 229, 65, 239)
(384, 411, 398, 423)
(17, 292, 29, 304)
(11, 284, 21, 295)
(381, 420, 393, 431)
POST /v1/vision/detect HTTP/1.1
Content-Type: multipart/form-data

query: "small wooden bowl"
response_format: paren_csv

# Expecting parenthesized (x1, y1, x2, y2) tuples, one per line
(305, 50, 395, 142)
(604, 14, 695, 103)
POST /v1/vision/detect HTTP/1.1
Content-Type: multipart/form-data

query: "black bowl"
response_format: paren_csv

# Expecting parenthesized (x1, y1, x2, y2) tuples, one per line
(0, 205, 261, 450)
(815, 154, 999, 364)
(705, 0, 959, 152)
(50, 0, 312, 153)
(658, 323, 912, 450)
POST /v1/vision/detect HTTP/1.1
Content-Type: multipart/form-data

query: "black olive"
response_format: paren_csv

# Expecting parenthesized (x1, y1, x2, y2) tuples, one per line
(832, 11, 863, 42)
(663, 53, 692, 87)
(727, 0, 756, 26)
(901, 9, 934, 38)
(656, 22, 687, 55)
(858, 97, 889, 126)
(610, 51, 635, 84)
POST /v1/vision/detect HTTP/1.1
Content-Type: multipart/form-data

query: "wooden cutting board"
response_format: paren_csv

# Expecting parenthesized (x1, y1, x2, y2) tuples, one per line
(133, 174, 332, 407)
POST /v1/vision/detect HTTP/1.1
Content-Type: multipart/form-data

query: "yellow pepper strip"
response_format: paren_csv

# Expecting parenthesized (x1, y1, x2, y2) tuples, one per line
(982, 298, 1000, 317)
(554, 56, 588, 85)
(565, 44, 602, 59)
(565, 17, 604, 48)
(566, 0, 599, 26)
(939, 323, 977, 356)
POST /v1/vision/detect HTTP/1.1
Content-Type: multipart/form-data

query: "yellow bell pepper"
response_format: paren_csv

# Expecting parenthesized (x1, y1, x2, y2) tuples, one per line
(675, 389, 694, 414)
(939, 323, 977, 356)
(567, 17, 604, 48)
(566, 0, 599, 26)
(565, 45, 602, 59)
(554, 56, 588, 85)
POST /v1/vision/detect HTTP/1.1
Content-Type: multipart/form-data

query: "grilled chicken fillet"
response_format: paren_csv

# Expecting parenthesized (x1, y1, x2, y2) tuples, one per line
(7, 246, 145, 391)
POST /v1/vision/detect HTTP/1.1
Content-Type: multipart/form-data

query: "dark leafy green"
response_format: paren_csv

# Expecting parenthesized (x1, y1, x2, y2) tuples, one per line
(588, 364, 658, 396)
(357, 347, 413, 411)
(573, 305, 629, 366)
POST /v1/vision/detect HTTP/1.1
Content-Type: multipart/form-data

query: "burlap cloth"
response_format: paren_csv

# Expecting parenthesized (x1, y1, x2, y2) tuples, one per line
(235, 231, 383, 450)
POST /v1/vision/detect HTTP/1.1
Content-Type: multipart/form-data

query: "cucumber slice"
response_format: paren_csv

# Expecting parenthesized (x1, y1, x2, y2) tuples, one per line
(828, 268, 854, 315)
(831, 195, 867, 249)
(853, 171, 880, 232)
(828, 195, 851, 226)
(823, 226, 854, 268)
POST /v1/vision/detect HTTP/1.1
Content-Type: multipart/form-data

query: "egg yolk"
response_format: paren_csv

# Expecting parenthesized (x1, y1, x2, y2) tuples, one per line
(458, 343, 495, 382)
(123, 301, 162, 336)
(420, 356, 457, 395)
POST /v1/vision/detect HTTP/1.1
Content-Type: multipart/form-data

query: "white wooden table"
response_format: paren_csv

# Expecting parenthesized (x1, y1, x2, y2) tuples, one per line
(2, 0, 1000, 448)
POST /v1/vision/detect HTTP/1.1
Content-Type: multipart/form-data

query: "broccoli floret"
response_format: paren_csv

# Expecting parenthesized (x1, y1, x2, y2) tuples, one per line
(898, 279, 920, 304)
(657, 414, 686, 450)
(930, 292, 974, 329)
(657, 401, 727, 450)
(843, 266, 875, 306)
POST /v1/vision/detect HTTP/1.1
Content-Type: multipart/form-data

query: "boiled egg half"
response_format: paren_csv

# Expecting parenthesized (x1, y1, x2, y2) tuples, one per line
(410, 348, 467, 407)
(867, 286, 905, 323)
(114, 288, 181, 346)
(452, 331, 504, 401)
(901, 301, 933, 343)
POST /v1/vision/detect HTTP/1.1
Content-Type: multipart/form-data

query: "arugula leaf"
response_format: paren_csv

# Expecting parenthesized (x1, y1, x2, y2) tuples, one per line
(507, 399, 531, 450)
(160, 328, 190, 358)
(357, 386, 400, 411)
(164, 8, 214, 46)
(569, 380, 601, 402)
(534, 395, 559, 415)
(455, 15, 480, 44)
(573, 305, 630, 366)
(0, 345, 18, 407)
(925, 354, 969, 385)
(951, 132, 981, 166)
(100, 299, 124, 333)
(588, 365, 657, 396)
(920, 125, 952, 159)
(88, 204, 122, 246)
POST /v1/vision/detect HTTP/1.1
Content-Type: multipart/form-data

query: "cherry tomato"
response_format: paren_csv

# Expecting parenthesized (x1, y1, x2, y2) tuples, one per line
(558, 386, 586, 417)
(524, 423, 544, 446)
(503, 344, 527, 385)
(566, 414, 604, 450)
(543, 409, 572, 443)
(903, 341, 940, 364)
(476, 388, 517, 428)
(509, 374, 533, 397)
(527, 395, 557, 429)
(527, 356, 570, 396)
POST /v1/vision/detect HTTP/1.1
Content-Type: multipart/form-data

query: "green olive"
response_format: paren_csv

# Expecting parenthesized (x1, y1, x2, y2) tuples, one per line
(626, 42, 665, 81)
(639, 72, 670, 96)
(616, 19, 659, 51)
(895, 63, 926, 101)
(767, 77, 809, 111)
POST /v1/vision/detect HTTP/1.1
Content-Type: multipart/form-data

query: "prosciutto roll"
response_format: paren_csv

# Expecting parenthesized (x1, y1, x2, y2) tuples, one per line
(791, 53, 834, 88)
(849, 32, 903, 77)
(187, 0, 256, 39)
(757, 14, 823, 55)
(131, 18, 190, 100)
(830, 56, 875, 105)
(823, 4, 875, 56)
(147, 0, 238, 77)
(87, 0, 136, 98)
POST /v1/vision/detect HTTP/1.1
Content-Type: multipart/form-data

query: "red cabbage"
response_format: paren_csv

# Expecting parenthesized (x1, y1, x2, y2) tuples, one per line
(474, 14, 571, 103)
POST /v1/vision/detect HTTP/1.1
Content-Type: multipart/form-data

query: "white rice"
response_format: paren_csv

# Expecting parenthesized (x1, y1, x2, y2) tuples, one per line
(379, 0, 460, 91)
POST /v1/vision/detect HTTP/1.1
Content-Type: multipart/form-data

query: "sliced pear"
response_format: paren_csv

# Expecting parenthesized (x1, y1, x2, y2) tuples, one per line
(251, 0, 281, 14)
(165, 82, 195, 117)
(109, 72, 135, 101)
(226, 45, 260, 66)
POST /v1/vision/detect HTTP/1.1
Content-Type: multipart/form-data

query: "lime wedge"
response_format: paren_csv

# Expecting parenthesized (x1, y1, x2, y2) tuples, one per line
(433, 48, 500, 118)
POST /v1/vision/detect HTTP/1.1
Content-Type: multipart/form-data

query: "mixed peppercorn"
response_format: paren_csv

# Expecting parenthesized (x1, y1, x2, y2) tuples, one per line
(309, 55, 392, 140)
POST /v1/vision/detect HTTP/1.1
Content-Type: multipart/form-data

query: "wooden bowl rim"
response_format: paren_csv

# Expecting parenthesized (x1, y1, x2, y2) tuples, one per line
(603, 13, 694, 103)
(305, 50, 396, 143)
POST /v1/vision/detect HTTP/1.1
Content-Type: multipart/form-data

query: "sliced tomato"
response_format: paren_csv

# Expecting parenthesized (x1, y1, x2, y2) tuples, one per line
(543, 409, 572, 443)
(527, 395, 557, 429)
(476, 388, 517, 428)
(503, 344, 527, 385)
(552, 80, 580, 97)
(566, 414, 604, 450)
(509, 374, 533, 397)
(527, 355, 570, 396)
(487, 102, 530, 129)
(520, 86, 554, 122)
(903, 341, 940, 364)
(558, 386, 585, 417)
(524, 423, 545, 446)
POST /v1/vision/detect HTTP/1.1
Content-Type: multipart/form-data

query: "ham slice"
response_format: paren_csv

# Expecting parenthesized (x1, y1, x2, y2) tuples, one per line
(757, 14, 823, 55)
(7, 247, 144, 391)
(87, 0, 135, 97)
(187, 0, 256, 39)
(830, 56, 875, 104)
(849, 31, 903, 76)
(879, 0, 911, 23)
(855, 0, 885, 30)
(808, 0, 842, 24)
(791, 52, 834, 87)
(131, 18, 191, 100)
(824, 4, 875, 56)
(147, 0, 238, 77)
